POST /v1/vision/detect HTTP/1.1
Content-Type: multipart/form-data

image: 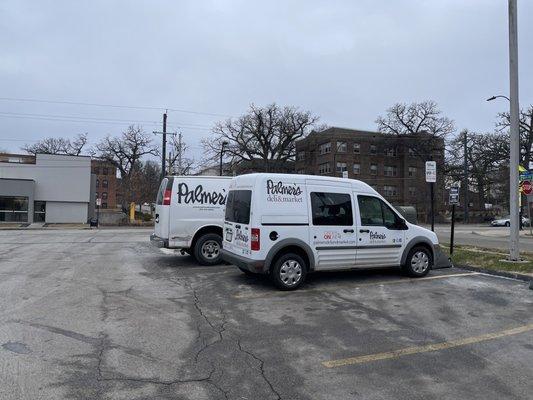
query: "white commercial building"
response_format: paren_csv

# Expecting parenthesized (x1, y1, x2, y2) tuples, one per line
(0, 153, 95, 224)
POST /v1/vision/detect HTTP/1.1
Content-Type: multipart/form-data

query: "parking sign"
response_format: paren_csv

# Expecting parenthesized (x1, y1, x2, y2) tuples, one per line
(425, 161, 436, 183)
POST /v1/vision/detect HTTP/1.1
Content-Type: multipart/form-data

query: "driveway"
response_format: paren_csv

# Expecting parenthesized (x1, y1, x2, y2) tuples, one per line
(0, 228, 532, 399)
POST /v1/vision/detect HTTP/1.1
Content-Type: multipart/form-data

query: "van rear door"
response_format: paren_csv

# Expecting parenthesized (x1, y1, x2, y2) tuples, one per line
(154, 177, 173, 240)
(223, 189, 253, 257)
(308, 186, 357, 270)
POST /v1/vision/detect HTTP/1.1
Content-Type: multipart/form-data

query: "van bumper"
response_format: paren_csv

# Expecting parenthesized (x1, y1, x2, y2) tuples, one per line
(433, 244, 453, 269)
(220, 249, 265, 273)
(150, 233, 169, 248)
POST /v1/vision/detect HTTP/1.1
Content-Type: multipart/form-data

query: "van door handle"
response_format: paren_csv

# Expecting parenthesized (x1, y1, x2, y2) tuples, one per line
(359, 229, 370, 233)
(235, 224, 241, 229)
(343, 229, 354, 233)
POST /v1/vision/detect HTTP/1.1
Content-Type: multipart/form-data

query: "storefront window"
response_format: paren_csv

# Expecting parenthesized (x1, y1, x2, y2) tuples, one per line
(0, 196, 29, 222)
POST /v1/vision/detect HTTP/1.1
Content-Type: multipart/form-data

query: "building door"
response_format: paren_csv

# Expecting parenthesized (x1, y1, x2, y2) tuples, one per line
(355, 195, 405, 267)
(308, 188, 357, 270)
(34, 201, 46, 222)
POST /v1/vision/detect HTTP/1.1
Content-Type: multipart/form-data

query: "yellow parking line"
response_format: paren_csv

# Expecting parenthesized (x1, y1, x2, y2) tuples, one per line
(232, 272, 481, 299)
(323, 323, 533, 368)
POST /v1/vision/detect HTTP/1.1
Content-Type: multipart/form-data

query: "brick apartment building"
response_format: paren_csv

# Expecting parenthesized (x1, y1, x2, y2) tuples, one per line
(295, 127, 445, 222)
(91, 159, 118, 209)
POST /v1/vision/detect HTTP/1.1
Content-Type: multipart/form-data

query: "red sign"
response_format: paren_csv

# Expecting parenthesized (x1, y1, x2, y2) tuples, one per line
(523, 180, 532, 195)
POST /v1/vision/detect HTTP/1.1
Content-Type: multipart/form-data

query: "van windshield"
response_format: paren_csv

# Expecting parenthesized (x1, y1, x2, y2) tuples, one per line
(225, 190, 252, 224)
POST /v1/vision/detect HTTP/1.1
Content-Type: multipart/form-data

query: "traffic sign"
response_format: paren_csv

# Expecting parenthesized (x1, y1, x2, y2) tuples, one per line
(342, 170, 348, 179)
(425, 161, 436, 183)
(96, 198, 102, 206)
(519, 171, 533, 182)
(523, 180, 532, 195)
(449, 186, 460, 205)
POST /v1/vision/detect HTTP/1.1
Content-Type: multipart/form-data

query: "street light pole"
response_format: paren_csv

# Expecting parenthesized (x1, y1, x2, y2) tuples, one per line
(220, 141, 228, 176)
(508, 0, 520, 261)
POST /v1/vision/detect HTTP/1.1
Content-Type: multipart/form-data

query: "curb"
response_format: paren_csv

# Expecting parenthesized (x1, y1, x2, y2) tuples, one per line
(455, 264, 532, 282)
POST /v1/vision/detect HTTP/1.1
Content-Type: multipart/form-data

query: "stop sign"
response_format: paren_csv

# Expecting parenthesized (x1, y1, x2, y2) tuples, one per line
(523, 180, 532, 195)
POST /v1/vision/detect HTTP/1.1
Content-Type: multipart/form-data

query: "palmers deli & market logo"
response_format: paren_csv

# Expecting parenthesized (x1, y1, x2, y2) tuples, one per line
(177, 183, 226, 206)
(266, 180, 303, 203)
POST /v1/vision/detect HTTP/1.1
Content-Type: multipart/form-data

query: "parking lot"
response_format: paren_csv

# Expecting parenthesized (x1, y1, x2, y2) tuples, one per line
(1, 228, 532, 400)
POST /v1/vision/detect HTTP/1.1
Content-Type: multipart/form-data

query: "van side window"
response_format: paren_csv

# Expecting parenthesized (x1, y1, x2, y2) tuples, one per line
(225, 190, 252, 224)
(358, 195, 400, 228)
(311, 192, 353, 226)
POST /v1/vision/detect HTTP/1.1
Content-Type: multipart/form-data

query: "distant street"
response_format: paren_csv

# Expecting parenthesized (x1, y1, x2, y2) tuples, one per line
(430, 224, 533, 253)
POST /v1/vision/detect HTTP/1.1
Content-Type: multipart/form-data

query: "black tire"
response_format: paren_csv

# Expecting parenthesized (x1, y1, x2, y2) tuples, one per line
(505, 221, 510, 227)
(270, 252, 307, 291)
(402, 246, 432, 277)
(193, 233, 222, 266)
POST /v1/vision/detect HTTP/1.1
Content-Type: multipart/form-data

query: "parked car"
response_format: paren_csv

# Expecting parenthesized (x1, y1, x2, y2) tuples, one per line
(150, 175, 231, 265)
(220, 173, 451, 290)
(491, 215, 530, 227)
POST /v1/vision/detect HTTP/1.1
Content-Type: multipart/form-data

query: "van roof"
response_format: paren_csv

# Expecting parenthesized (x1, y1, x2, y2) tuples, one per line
(166, 175, 232, 179)
(230, 173, 379, 194)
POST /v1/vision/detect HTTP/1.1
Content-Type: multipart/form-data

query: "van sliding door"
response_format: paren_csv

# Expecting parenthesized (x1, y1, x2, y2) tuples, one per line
(308, 187, 357, 270)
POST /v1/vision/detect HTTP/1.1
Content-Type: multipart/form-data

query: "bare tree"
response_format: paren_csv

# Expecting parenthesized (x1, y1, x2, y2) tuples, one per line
(167, 134, 194, 175)
(22, 133, 88, 155)
(94, 125, 159, 204)
(202, 103, 319, 173)
(496, 105, 533, 168)
(130, 160, 162, 204)
(376, 100, 454, 160)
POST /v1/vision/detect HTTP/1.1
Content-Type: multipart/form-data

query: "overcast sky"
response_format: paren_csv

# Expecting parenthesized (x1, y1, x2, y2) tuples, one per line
(1, 0, 532, 165)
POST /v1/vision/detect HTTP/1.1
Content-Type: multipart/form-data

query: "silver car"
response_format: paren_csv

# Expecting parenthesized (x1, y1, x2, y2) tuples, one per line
(491, 215, 530, 227)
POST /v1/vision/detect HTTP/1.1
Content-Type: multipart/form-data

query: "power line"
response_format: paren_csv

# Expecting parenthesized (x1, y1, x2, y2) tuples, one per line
(0, 96, 232, 118)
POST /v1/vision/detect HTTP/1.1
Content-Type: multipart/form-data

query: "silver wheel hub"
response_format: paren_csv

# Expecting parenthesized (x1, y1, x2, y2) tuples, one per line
(411, 251, 429, 273)
(279, 260, 302, 286)
(201, 240, 219, 259)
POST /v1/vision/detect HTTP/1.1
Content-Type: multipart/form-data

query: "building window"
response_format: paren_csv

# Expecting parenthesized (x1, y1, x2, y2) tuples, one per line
(102, 167, 108, 175)
(384, 165, 398, 177)
(318, 162, 331, 174)
(34, 201, 46, 222)
(319, 142, 332, 155)
(370, 145, 377, 155)
(0, 196, 28, 222)
(408, 187, 417, 197)
(383, 185, 398, 197)
(353, 143, 360, 154)
(96, 179, 100, 188)
(336, 162, 347, 173)
(93, 167, 100, 175)
(384, 147, 397, 157)
(353, 163, 360, 175)
(408, 166, 417, 177)
(370, 164, 378, 175)
(297, 152, 305, 161)
(102, 179, 108, 188)
(336, 141, 347, 153)
(102, 192, 108, 200)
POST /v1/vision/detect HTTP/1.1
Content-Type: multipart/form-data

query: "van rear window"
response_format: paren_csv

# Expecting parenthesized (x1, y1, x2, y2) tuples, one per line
(225, 190, 252, 224)
(156, 177, 173, 205)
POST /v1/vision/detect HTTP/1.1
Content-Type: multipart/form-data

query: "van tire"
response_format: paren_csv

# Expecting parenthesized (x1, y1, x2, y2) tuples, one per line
(193, 233, 222, 266)
(402, 246, 432, 277)
(270, 253, 307, 291)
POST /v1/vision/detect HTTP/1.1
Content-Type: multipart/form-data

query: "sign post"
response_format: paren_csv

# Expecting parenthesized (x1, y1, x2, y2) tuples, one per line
(426, 161, 437, 231)
(449, 186, 460, 256)
(96, 197, 101, 227)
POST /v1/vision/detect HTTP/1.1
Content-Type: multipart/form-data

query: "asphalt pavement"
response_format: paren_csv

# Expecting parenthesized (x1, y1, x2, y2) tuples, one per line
(0, 228, 532, 399)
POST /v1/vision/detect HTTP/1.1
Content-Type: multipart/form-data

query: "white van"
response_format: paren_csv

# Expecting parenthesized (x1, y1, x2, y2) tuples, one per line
(151, 176, 231, 265)
(221, 173, 451, 290)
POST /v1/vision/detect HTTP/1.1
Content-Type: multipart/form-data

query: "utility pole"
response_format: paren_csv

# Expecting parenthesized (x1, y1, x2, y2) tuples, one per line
(177, 133, 183, 175)
(508, 0, 520, 261)
(463, 130, 469, 224)
(220, 141, 228, 176)
(161, 111, 167, 179)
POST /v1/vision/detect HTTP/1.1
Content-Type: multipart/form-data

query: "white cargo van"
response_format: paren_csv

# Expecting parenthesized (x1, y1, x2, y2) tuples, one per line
(151, 176, 231, 265)
(221, 173, 451, 290)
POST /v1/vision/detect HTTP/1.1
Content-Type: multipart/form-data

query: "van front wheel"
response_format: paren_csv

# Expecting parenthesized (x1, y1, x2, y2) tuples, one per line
(194, 233, 222, 266)
(271, 253, 307, 291)
(403, 246, 432, 277)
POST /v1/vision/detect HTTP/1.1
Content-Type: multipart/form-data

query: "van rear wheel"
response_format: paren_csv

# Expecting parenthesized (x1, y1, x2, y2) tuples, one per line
(402, 246, 432, 277)
(194, 233, 222, 266)
(271, 253, 307, 291)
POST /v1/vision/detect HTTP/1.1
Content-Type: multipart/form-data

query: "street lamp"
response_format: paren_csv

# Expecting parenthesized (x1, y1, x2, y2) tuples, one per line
(220, 141, 228, 176)
(486, 95, 511, 102)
